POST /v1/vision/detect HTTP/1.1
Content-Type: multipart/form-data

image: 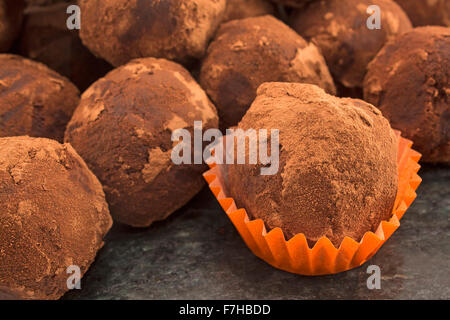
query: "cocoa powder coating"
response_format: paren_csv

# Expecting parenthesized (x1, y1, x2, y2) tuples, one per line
(65, 58, 219, 227)
(78, 0, 226, 67)
(200, 15, 336, 131)
(227, 83, 399, 247)
(0, 136, 112, 300)
(0, 54, 80, 142)
(364, 26, 450, 163)
(290, 0, 412, 89)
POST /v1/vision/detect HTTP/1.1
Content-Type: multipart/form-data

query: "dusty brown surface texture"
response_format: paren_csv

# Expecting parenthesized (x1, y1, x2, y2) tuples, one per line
(0, 54, 79, 142)
(0, 136, 112, 300)
(290, 0, 412, 89)
(65, 57, 219, 227)
(364, 26, 450, 163)
(226, 82, 399, 247)
(78, 0, 226, 67)
(200, 15, 336, 131)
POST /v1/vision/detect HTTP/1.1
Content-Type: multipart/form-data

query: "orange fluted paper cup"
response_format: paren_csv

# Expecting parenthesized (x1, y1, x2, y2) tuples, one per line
(203, 130, 422, 275)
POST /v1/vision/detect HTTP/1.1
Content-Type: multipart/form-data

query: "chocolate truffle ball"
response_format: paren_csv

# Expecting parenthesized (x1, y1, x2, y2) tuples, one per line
(199, 15, 336, 131)
(0, 54, 79, 142)
(0, 0, 25, 52)
(79, 0, 226, 67)
(19, 2, 112, 91)
(223, 0, 275, 22)
(227, 83, 398, 247)
(65, 58, 219, 227)
(290, 0, 412, 89)
(0, 136, 112, 300)
(395, 0, 450, 27)
(364, 26, 450, 163)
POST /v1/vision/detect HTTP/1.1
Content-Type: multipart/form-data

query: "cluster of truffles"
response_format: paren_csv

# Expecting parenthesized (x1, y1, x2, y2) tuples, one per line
(290, 0, 413, 90)
(200, 15, 336, 130)
(0, 0, 448, 299)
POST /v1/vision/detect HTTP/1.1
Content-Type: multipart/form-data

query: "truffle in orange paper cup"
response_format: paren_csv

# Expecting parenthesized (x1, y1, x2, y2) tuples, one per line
(203, 83, 422, 276)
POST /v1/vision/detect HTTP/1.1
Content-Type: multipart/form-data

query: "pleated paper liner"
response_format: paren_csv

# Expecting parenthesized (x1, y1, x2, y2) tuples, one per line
(203, 130, 422, 275)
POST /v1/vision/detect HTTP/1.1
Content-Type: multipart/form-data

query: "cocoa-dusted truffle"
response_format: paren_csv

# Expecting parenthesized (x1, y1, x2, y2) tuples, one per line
(227, 83, 398, 247)
(0, 136, 112, 300)
(65, 58, 219, 227)
(290, 0, 412, 89)
(223, 0, 275, 22)
(79, 0, 226, 67)
(200, 15, 336, 130)
(19, 2, 112, 91)
(395, 0, 450, 27)
(0, 0, 25, 52)
(364, 26, 450, 163)
(0, 54, 79, 142)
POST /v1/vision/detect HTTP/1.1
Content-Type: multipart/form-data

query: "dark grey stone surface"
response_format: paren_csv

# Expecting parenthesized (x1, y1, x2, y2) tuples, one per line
(64, 164, 450, 300)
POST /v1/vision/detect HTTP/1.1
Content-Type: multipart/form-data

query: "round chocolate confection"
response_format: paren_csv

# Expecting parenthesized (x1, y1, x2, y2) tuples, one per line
(0, 0, 25, 52)
(364, 26, 450, 163)
(199, 15, 336, 131)
(223, 0, 275, 22)
(79, 0, 226, 67)
(19, 2, 112, 91)
(0, 136, 112, 300)
(0, 54, 79, 142)
(227, 82, 398, 247)
(65, 58, 219, 227)
(290, 0, 412, 89)
(395, 0, 450, 27)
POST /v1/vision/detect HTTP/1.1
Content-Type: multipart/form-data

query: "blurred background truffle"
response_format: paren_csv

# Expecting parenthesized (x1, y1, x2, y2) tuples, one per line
(364, 26, 450, 163)
(0, 136, 112, 300)
(0, 54, 79, 142)
(0, 0, 25, 52)
(78, 0, 226, 67)
(200, 15, 336, 131)
(227, 82, 398, 247)
(223, 0, 275, 22)
(395, 0, 450, 27)
(290, 0, 412, 90)
(19, 2, 112, 91)
(65, 58, 219, 227)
